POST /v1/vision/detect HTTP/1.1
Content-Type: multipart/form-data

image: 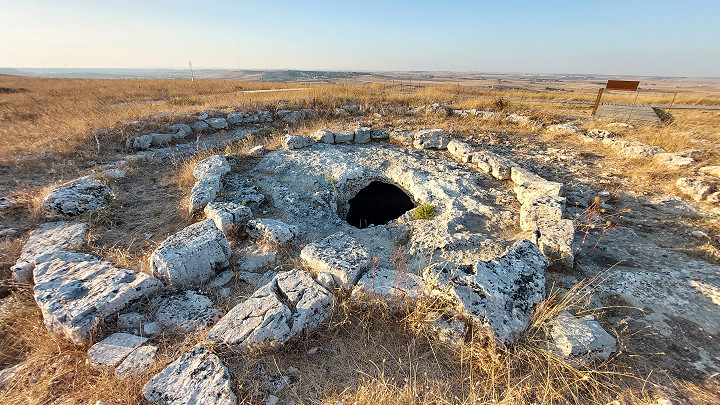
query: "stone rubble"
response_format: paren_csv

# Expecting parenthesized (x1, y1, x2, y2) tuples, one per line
(423, 240, 549, 343)
(412, 129, 449, 150)
(149, 219, 232, 287)
(143, 344, 237, 405)
(207, 270, 334, 351)
(282, 134, 315, 150)
(87, 332, 148, 371)
(204, 201, 252, 236)
(42, 176, 111, 216)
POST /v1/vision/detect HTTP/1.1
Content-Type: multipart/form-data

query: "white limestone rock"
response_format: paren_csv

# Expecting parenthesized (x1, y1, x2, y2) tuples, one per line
(282, 111, 302, 123)
(236, 270, 279, 291)
(189, 174, 222, 214)
(537, 219, 575, 268)
(510, 166, 547, 186)
(247, 145, 266, 156)
(207, 270, 334, 351)
(246, 218, 298, 246)
(699, 166, 720, 178)
(676, 177, 717, 202)
(34, 252, 162, 345)
(371, 129, 389, 139)
(519, 195, 565, 232)
(42, 176, 111, 216)
(354, 126, 372, 144)
(282, 134, 315, 150)
(149, 219, 232, 287)
(11, 221, 87, 283)
(206, 117, 229, 129)
(310, 130, 335, 144)
(446, 140, 476, 162)
(423, 240, 549, 343)
(352, 268, 424, 308)
(204, 201, 252, 236)
(586, 129, 615, 139)
(143, 344, 237, 405)
(413, 129, 449, 150)
(389, 129, 412, 145)
(548, 310, 617, 363)
(333, 130, 355, 144)
(155, 291, 222, 333)
(514, 180, 564, 206)
(118, 312, 145, 330)
(300, 232, 370, 288)
(87, 332, 148, 371)
(193, 155, 230, 180)
(115, 345, 158, 380)
(472, 151, 512, 180)
(506, 113, 542, 128)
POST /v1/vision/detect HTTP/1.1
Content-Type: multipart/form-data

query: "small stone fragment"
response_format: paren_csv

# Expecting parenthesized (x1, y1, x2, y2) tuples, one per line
(282, 134, 315, 150)
(204, 201, 252, 236)
(333, 130, 355, 144)
(155, 291, 222, 333)
(87, 333, 148, 371)
(42, 176, 111, 216)
(548, 310, 617, 363)
(310, 130, 335, 144)
(246, 218, 298, 246)
(206, 118, 229, 129)
(413, 129, 449, 150)
(115, 345, 158, 380)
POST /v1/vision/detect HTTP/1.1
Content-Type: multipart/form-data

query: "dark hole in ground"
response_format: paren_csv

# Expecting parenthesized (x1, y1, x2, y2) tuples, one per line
(346, 181, 414, 229)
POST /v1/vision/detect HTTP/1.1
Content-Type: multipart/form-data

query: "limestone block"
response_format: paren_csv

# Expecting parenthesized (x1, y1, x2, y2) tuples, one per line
(42, 176, 111, 216)
(204, 201, 252, 236)
(207, 270, 334, 351)
(282, 134, 315, 150)
(246, 218, 298, 246)
(115, 345, 158, 380)
(87, 333, 148, 371)
(143, 344, 237, 405)
(156, 291, 222, 333)
(413, 129, 449, 150)
(149, 220, 232, 287)
(193, 155, 230, 180)
(548, 310, 617, 363)
(300, 232, 370, 287)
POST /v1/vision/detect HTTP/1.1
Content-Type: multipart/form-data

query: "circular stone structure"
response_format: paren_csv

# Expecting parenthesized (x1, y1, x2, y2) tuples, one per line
(241, 143, 520, 270)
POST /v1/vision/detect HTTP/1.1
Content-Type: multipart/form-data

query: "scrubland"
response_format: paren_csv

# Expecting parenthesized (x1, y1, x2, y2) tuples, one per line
(1, 74, 720, 404)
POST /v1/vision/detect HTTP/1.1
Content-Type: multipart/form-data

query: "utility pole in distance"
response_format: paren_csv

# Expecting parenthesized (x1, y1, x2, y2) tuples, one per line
(189, 61, 194, 82)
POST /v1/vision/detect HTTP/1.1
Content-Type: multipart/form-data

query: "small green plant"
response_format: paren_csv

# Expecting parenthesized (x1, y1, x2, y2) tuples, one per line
(323, 169, 338, 196)
(412, 204, 436, 220)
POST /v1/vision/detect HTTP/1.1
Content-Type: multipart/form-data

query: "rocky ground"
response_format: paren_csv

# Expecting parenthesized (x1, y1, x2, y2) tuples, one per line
(1, 102, 719, 404)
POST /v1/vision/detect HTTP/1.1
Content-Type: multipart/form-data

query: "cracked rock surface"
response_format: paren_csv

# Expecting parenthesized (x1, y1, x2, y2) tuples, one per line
(149, 219, 232, 287)
(207, 270, 334, 351)
(423, 240, 549, 343)
(42, 176, 111, 216)
(143, 344, 237, 405)
(300, 232, 370, 288)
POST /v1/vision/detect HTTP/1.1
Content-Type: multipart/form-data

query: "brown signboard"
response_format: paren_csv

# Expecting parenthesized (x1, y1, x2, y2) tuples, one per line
(606, 80, 640, 91)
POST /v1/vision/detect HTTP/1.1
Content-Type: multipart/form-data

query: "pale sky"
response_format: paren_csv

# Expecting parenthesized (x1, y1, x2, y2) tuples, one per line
(1, 0, 718, 76)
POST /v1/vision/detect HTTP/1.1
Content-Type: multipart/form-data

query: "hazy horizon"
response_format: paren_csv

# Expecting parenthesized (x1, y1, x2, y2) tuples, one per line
(2, 1, 719, 77)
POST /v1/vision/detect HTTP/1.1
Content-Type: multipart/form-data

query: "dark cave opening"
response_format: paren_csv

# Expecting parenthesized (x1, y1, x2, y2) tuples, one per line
(345, 181, 414, 229)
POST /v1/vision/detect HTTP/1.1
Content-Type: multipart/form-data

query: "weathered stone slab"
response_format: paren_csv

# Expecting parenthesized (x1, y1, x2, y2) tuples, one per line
(42, 176, 111, 216)
(207, 270, 334, 351)
(676, 177, 717, 202)
(548, 310, 617, 363)
(204, 201, 252, 236)
(510, 166, 547, 186)
(310, 130, 335, 144)
(133, 135, 153, 150)
(301, 232, 370, 288)
(699, 166, 720, 178)
(472, 151, 512, 180)
(426, 312, 466, 346)
(246, 218, 298, 246)
(333, 130, 355, 144)
(619, 144, 665, 159)
(514, 181, 564, 206)
(519, 195, 565, 232)
(354, 126, 372, 144)
(352, 268, 424, 307)
(11, 221, 88, 283)
(653, 153, 696, 168)
(155, 291, 222, 333)
(143, 344, 237, 405)
(193, 155, 230, 180)
(189, 174, 222, 214)
(34, 252, 162, 345)
(413, 129, 449, 150)
(389, 129, 412, 145)
(537, 219, 575, 268)
(169, 123, 192, 139)
(191, 120, 210, 132)
(546, 123, 580, 135)
(236, 244, 278, 272)
(149, 219, 232, 287)
(282, 134, 315, 150)
(423, 240, 549, 343)
(88, 332, 147, 371)
(150, 133, 172, 146)
(446, 140, 476, 162)
(115, 345, 158, 380)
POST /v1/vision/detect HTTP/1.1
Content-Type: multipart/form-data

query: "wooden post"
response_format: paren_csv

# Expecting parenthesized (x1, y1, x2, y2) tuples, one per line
(591, 88, 604, 115)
